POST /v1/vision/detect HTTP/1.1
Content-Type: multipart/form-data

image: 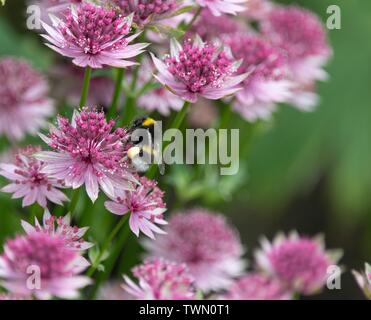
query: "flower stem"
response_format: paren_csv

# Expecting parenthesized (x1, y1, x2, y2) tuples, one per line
(88, 220, 131, 299)
(79, 66, 92, 107)
(182, 7, 202, 34)
(218, 101, 232, 129)
(68, 188, 81, 218)
(108, 68, 125, 118)
(86, 213, 129, 277)
(170, 100, 191, 131)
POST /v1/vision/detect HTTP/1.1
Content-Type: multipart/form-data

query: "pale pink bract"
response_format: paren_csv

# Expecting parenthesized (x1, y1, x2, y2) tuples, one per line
(195, 0, 247, 17)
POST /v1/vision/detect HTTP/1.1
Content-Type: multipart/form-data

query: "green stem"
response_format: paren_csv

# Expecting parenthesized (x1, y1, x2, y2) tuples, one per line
(218, 101, 232, 129)
(170, 101, 191, 131)
(182, 7, 202, 34)
(88, 221, 131, 299)
(86, 214, 129, 277)
(108, 68, 125, 118)
(79, 66, 92, 107)
(68, 188, 81, 218)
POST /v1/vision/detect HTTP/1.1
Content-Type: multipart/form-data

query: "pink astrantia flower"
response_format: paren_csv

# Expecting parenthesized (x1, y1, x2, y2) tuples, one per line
(105, 176, 167, 239)
(352, 263, 371, 300)
(0, 58, 54, 141)
(136, 58, 183, 116)
(0, 232, 91, 299)
(123, 258, 195, 300)
(21, 209, 93, 253)
(35, 109, 134, 203)
(0, 146, 68, 208)
(113, 0, 180, 27)
(98, 280, 133, 300)
(222, 273, 291, 300)
(151, 36, 247, 103)
(143, 208, 246, 292)
(195, 0, 246, 17)
(226, 33, 292, 122)
(262, 6, 331, 111)
(41, 2, 149, 68)
(255, 231, 342, 295)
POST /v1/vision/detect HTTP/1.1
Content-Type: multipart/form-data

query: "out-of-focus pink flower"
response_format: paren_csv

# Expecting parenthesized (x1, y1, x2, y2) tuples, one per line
(21, 209, 93, 252)
(353, 263, 371, 300)
(151, 37, 247, 103)
(35, 108, 135, 203)
(187, 8, 245, 41)
(0, 58, 54, 141)
(195, 0, 246, 17)
(123, 258, 195, 300)
(41, 3, 149, 68)
(262, 6, 331, 111)
(226, 33, 292, 122)
(0, 146, 68, 208)
(105, 176, 167, 239)
(222, 273, 291, 300)
(113, 0, 180, 27)
(136, 58, 183, 116)
(0, 232, 91, 299)
(0, 293, 30, 300)
(144, 208, 246, 292)
(255, 231, 342, 295)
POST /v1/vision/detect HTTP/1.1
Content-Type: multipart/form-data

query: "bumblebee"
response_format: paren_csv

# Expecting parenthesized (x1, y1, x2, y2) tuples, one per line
(126, 117, 165, 175)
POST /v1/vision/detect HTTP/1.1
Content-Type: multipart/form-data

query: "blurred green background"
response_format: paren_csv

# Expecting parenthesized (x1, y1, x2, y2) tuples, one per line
(0, 0, 370, 299)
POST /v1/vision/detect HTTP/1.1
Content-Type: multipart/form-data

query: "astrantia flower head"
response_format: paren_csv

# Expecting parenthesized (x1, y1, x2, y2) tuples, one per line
(41, 2, 149, 68)
(21, 209, 93, 252)
(0, 232, 90, 299)
(0, 58, 54, 141)
(136, 58, 183, 115)
(105, 176, 167, 239)
(113, 0, 180, 27)
(35, 108, 134, 203)
(0, 146, 68, 208)
(151, 36, 247, 103)
(353, 263, 371, 300)
(144, 208, 245, 292)
(222, 273, 291, 300)
(226, 33, 292, 122)
(195, 0, 246, 17)
(262, 6, 331, 110)
(123, 258, 195, 300)
(255, 231, 342, 295)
